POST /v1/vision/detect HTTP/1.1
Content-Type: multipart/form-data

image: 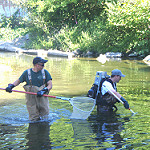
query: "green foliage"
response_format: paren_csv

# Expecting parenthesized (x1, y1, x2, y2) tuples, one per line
(17, 0, 110, 51)
(0, 27, 27, 41)
(0, 9, 27, 29)
(105, 0, 150, 56)
(0, 6, 28, 41)
(1, 0, 149, 56)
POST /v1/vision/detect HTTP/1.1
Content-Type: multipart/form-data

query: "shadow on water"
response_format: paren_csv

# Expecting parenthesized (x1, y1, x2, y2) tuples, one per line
(26, 122, 52, 150)
(69, 110, 133, 149)
(0, 121, 53, 149)
(0, 102, 59, 149)
(89, 112, 131, 149)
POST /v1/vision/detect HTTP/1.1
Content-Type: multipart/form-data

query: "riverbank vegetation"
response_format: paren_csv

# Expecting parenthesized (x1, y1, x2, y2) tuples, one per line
(0, 0, 149, 57)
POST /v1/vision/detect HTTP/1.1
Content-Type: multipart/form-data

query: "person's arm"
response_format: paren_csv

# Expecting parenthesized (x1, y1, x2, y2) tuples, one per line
(13, 79, 21, 87)
(46, 80, 52, 91)
(108, 88, 121, 98)
(37, 80, 52, 97)
(103, 82, 129, 109)
(102, 81, 121, 97)
(6, 79, 21, 93)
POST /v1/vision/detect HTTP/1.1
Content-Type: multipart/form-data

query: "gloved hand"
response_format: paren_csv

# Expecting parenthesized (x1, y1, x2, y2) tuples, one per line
(120, 97, 129, 109)
(6, 84, 15, 93)
(37, 87, 48, 97)
(87, 89, 95, 98)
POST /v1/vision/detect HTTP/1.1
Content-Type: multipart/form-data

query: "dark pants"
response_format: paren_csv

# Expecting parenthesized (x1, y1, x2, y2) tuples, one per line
(97, 95, 118, 113)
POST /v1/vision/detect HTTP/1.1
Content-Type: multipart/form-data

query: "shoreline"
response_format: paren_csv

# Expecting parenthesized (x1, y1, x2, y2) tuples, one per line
(0, 40, 74, 59)
(0, 40, 149, 63)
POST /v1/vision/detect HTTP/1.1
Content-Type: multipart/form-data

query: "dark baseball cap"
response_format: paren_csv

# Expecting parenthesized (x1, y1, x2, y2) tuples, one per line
(33, 57, 48, 64)
(111, 69, 125, 77)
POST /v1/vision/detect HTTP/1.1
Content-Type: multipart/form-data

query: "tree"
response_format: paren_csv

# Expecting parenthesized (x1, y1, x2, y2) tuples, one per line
(105, 0, 150, 56)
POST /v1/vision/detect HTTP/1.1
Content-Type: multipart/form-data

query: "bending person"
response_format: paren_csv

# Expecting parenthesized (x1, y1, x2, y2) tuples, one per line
(5, 57, 52, 121)
(97, 69, 129, 112)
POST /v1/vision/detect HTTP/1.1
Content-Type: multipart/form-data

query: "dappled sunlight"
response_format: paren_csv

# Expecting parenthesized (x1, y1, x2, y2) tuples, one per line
(0, 64, 13, 71)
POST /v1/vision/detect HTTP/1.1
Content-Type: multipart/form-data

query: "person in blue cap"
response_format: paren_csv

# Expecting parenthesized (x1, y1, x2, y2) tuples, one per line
(97, 69, 129, 112)
(5, 57, 52, 121)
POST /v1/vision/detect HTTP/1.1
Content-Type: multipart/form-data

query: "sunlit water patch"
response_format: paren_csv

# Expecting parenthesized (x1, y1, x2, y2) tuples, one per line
(0, 102, 60, 125)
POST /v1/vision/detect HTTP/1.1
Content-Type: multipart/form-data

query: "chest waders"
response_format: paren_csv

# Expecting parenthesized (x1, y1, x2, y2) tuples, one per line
(98, 78, 118, 112)
(23, 69, 49, 121)
(88, 71, 118, 113)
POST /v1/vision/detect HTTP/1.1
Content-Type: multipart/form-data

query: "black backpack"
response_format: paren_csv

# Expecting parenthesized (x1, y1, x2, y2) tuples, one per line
(87, 83, 98, 99)
(87, 78, 114, 105)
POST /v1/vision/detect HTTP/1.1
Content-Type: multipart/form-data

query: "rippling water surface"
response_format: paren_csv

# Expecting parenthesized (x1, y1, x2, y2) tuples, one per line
(0, 52, 150, 149)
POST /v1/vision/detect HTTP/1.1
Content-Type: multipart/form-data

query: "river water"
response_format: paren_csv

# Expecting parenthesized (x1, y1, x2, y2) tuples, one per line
(0, 52, 150, 149)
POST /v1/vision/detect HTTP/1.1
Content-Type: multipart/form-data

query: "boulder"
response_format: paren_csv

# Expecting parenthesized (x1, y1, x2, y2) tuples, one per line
(105, 52, 122, 58)
(47, 49, 74, 58)
(84, 51, 94, 57)
(13, 34, 30, 48)
(143, 55, 150, 66)
(0, 41, 23, 52)
(0, 41, 74, 59)
(143, 55, 150, 61)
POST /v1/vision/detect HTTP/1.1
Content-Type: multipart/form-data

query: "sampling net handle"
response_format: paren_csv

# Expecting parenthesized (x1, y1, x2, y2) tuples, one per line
(103, 85, 135, 114)
(0, 88, 70, 101)
(1, 87, 95, 119)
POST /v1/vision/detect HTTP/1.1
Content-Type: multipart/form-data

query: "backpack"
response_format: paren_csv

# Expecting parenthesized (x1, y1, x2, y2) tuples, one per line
(87, 71, 110, 99)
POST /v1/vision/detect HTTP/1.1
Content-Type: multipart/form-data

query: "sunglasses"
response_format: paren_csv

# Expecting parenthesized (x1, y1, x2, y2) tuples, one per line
(38, 63, 44, 67)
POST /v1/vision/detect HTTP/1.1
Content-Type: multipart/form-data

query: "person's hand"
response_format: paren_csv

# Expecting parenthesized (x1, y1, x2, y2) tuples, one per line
(37, 87, 48, 97)
(6, 84, 15, 93)
(120, 97, 129, 109)
(87, 89, 94, 98)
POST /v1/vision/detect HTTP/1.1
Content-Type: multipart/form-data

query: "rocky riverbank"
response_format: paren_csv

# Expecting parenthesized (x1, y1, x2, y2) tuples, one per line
(0, 40, 149, 64)
(0, 40, 74, 59)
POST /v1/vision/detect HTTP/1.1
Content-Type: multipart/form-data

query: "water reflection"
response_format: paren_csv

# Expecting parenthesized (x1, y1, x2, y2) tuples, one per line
(0, 52, 150, 149)
(26, 122, 51, 150)
(70, 112, 131, 149)
(0, 123, 28, 149)
(89, 112, 128, 149)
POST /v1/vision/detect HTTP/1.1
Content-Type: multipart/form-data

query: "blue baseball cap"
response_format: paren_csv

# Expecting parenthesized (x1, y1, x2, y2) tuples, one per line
(111, 69, 125, 77)
(33, 57, 48, 64)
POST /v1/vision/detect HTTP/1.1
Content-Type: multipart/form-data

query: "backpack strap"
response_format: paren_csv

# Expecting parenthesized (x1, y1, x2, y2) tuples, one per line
(104, 78, 117, 91)
(27, 68, 46, 86)
(27, 69, 32, 86)
(41, 69, 46, 85)
(96, 78, 111, 105)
